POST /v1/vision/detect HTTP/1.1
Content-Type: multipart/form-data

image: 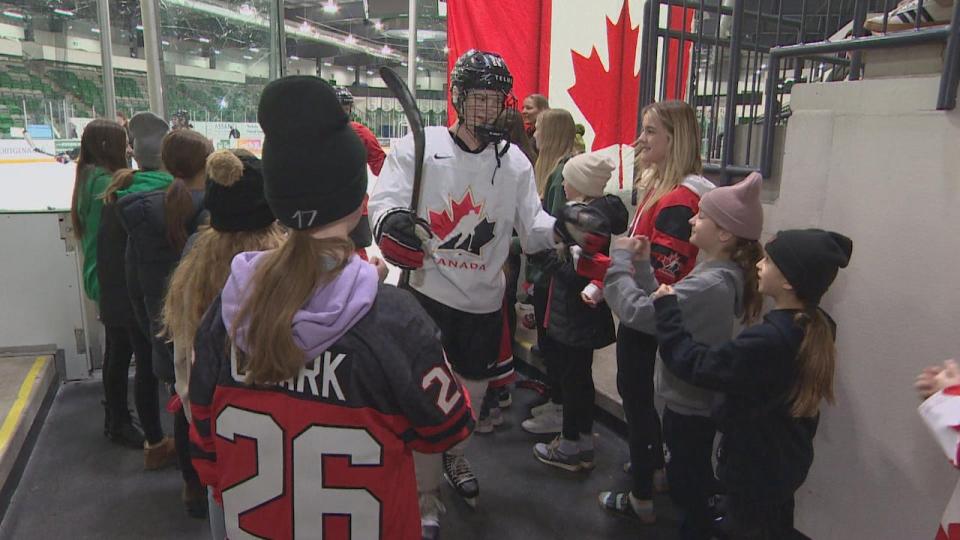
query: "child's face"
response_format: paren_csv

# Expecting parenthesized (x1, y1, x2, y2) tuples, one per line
(689, 211, 727, 252)
(636, 111, 670, 167)
(757, 255, 792, 297)
(563, 180, 583, 202)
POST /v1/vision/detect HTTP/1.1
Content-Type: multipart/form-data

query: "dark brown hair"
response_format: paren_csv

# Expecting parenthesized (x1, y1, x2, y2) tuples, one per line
(497, 108, 536, 165)
(71, 119, 128, 237)
(731, 238, 764, 325)
(160, 129, 213, 253)
(789, 307, 837, 417)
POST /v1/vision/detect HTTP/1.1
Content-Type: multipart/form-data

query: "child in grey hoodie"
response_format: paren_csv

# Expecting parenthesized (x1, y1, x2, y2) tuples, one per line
(601, 173, 765, 536)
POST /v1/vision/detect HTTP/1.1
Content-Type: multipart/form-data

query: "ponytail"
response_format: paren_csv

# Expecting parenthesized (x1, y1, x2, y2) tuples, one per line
(788, 308, 836, 418)
(233, 231, 354, 385)
(163, 178, 196, 254)
(731, 238, 764, 325)
(102, 168, 137, 204)
(160, 129, 213, 253)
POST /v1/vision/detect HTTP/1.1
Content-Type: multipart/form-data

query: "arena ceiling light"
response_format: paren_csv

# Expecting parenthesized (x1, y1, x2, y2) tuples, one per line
(322, 1, 339, 14)
(163, 0, 406, 63)
(344, 34, 357, 45)
(197, 37, 211, 43)
(53, 9, 75, 17)
(2, 11, 26, 20)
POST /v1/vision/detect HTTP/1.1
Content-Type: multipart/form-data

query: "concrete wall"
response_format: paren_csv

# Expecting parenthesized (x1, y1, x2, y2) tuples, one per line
(768, 75, 960, 538)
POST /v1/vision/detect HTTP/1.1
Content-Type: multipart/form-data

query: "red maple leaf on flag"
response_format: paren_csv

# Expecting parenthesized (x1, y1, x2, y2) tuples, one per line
(428, 190, 484, 241)
(567, 0, 641, 152)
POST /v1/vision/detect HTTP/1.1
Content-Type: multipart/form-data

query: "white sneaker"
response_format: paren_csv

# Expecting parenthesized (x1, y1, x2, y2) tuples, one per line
(865, 0, 955, 32)
(521, 407, 563, 434)
(529, 400, 562, 418)
(419, 491, 445, 540)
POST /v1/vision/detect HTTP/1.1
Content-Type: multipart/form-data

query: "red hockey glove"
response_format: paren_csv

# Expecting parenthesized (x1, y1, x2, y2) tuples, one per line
(571, 246, 612, 281)
(374, 208, 433, 270)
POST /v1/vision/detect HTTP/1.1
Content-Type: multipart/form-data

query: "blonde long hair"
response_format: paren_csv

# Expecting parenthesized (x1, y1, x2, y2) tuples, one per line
(533, 108, 577, 197)
(232, 231, 354, 384)
(635, 101, 702, 214)
(160, 223, 285, 354)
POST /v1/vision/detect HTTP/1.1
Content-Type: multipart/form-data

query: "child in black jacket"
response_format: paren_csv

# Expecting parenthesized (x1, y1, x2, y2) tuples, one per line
(652, 229, 852, 538)
(530, 153, 628, 472)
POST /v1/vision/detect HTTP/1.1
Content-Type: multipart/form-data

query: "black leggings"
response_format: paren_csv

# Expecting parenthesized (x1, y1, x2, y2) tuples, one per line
(533, 281, 562, 404)
(616, 324, 664, 499)
(663, 407, 720, 540)
(173, 388, 202, 488)
(557, 345, 595, 440)
(103, 324, 164, 444)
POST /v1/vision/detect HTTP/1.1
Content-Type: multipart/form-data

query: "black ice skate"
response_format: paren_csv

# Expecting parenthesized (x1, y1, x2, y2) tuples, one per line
(442, 452, 479, 508)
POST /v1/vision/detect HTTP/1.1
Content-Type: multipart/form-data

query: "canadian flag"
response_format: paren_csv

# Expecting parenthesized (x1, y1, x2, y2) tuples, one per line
(447, 0, 693, 191)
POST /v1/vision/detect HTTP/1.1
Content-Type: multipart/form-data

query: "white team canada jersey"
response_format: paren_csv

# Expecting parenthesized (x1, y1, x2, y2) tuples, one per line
(370, 126, 556, 314)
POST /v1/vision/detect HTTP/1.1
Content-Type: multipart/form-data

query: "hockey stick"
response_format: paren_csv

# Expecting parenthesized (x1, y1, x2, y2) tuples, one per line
(379, 66, 426, 288)
(23, 130, 71, 163)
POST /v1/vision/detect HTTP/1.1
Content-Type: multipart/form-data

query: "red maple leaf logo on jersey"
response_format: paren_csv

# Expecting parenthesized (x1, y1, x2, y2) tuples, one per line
(427, 190, 496, 256)
(567, 1, 641, 151)
(428, 190, 484, 241)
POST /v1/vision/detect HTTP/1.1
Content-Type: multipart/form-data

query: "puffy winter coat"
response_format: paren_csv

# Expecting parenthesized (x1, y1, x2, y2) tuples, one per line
(118, 188, 206, 382)
(97, 170, 173, 326)
(533, 194, 628, 350)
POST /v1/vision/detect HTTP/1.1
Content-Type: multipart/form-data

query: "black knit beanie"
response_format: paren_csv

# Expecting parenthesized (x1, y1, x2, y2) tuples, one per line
(764, 229, 853, 304)
(257, 76, 367, 230)
(203, 149, 275, 232)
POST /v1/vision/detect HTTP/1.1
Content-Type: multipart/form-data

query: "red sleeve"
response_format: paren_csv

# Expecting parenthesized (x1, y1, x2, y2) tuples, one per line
(649, 189, 701, 285)
(351, 122, 386, 176)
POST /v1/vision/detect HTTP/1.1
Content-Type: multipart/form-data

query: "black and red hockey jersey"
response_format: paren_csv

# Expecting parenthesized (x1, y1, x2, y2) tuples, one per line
(189, 284, 472, 540)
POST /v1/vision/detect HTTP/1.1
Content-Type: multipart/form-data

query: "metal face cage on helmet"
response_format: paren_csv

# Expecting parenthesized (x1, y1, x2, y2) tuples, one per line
(334, 86, 354, 106)
(451, 49, 517, 147)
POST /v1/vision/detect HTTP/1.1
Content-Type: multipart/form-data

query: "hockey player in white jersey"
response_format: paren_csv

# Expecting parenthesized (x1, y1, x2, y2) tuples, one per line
(369, 49, 612, 540)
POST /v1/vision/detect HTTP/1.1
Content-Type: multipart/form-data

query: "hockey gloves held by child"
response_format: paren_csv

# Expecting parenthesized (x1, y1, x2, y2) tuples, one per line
(555, 202, 611, 254)
(374, 208, 434, 270)
(571, 245, 612, 282)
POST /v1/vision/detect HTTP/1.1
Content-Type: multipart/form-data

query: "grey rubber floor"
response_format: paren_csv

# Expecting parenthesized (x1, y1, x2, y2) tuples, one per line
(0, 378, 680, 540)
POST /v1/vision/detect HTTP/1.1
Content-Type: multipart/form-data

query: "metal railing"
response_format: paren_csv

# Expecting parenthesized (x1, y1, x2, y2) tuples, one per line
(638, 0, 960, 184)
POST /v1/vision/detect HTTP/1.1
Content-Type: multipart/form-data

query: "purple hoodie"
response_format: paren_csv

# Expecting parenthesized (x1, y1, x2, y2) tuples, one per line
(221, 251, 379, 360)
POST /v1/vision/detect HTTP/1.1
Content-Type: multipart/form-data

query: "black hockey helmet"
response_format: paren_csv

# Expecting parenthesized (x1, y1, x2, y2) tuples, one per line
(334, 86, 354, 106)
(450, 50, 516, 148)
(450, 49, 514, 95)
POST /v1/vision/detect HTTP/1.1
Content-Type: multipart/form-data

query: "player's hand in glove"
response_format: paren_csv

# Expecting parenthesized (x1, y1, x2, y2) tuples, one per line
(374, 208, 433, 270)
(554, 202, 611, 254)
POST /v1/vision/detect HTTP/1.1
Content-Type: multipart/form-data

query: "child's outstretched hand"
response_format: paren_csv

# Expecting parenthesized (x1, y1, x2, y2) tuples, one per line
(611, 235, 651, 262)
(915, 360, 960, 400)
(652, 284, 675, 300)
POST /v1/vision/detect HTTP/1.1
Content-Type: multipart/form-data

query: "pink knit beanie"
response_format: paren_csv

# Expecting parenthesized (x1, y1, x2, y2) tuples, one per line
(698, 172, 763, 240)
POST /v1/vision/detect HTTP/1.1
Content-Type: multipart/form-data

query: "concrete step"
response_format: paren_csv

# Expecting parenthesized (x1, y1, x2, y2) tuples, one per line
(0, 353, 57, 505)
(512, 322, 624, 423)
